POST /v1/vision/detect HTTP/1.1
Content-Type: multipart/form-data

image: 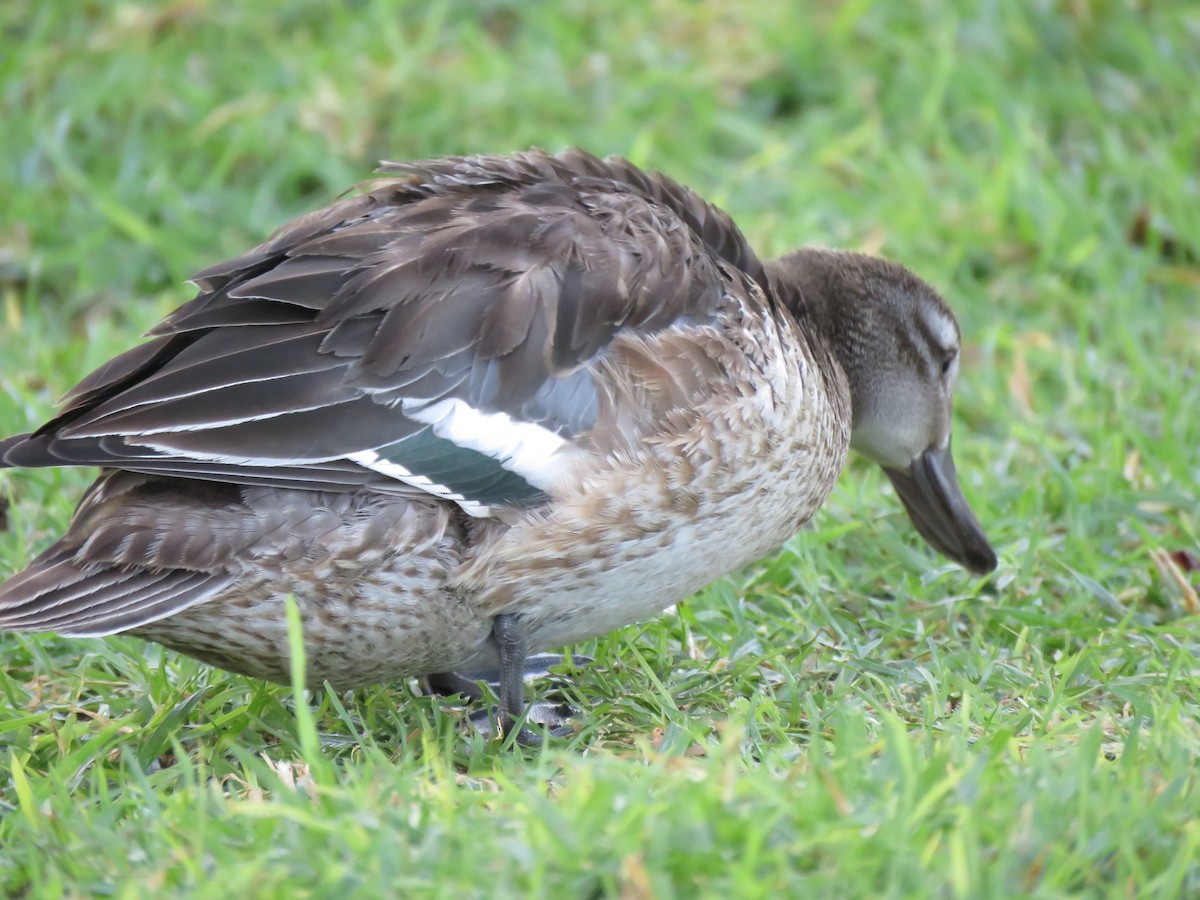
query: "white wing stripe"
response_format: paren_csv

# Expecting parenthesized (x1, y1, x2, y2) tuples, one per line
(402, 397, 568, 489)
(345, 450, 493, 517)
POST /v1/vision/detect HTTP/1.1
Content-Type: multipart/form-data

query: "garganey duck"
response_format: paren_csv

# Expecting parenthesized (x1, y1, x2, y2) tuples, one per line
(0, 149, 996, 740)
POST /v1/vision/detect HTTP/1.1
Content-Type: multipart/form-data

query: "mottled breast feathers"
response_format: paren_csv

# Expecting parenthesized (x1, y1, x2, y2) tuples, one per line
(2, 149, 766, 516)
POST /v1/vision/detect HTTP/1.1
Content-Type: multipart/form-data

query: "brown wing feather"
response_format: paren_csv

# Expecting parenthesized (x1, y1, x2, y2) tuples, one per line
(1, 149, 759, 498)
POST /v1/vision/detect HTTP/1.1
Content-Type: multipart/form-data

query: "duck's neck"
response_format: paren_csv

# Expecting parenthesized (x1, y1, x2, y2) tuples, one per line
(763, 248, 865, 426)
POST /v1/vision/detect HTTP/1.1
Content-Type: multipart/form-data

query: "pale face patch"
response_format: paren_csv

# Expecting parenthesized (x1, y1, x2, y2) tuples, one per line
(924, 308, 960, 357)
(849, 304, 960, 468)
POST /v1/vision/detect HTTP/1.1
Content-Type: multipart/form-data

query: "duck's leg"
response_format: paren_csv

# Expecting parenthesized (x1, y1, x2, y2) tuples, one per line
(492, 612, 531, 738)
(429, 613, 575, 744)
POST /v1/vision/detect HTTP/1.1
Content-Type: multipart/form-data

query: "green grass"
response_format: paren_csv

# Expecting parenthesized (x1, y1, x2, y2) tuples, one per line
(2, 0, 1199, 895)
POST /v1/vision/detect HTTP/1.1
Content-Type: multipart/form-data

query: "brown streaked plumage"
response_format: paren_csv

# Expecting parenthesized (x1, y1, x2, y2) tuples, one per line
(0, 148, 996, 738)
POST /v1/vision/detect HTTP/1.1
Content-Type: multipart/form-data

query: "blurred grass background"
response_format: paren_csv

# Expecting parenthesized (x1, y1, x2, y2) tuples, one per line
(1, 0, 1199, 895)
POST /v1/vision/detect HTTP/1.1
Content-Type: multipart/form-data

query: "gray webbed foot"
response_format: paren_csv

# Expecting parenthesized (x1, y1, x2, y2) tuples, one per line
(426, 615, 586, 744)
(465, 698, 575, 745)
(425, 669, 488, 703)
(426, 652, 590, 703)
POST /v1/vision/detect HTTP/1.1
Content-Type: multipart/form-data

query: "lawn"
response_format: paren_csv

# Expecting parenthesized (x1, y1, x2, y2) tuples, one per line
(1, 0, 1198, 895)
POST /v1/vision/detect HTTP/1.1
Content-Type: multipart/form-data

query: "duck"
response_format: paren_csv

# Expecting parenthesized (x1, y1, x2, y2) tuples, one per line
(0, 148, 996, 741)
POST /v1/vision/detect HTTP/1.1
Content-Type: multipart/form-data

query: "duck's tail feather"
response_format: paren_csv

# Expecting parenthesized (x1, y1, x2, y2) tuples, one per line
(0, 433, 34, 467)
(0, 543, 235, 636)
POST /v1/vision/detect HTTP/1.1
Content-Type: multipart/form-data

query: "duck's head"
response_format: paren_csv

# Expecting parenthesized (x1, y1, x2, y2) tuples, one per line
(766, 248, 997, 575)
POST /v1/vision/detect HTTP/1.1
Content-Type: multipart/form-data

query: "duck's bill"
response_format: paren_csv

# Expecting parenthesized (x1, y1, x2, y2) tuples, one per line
(884, 444, 997, 575)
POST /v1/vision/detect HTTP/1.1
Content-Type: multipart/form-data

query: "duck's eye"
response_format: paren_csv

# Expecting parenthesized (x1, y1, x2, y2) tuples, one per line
(940, 349, 957, 375)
